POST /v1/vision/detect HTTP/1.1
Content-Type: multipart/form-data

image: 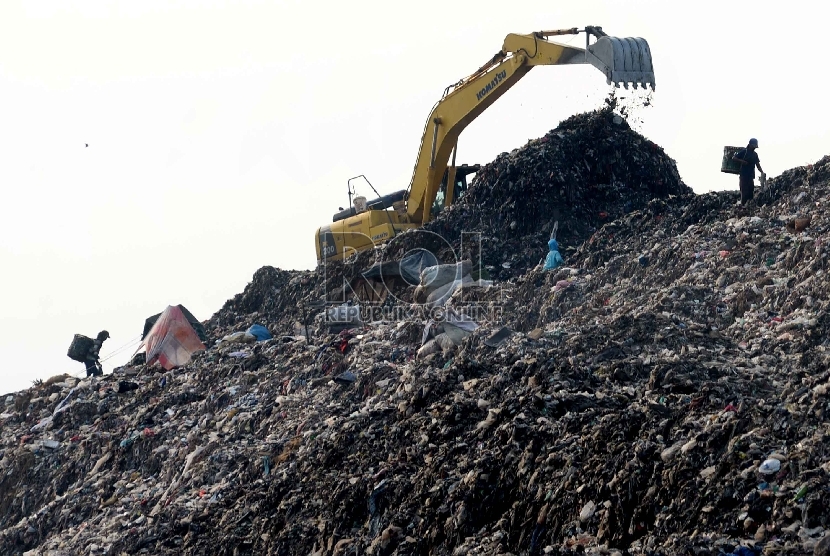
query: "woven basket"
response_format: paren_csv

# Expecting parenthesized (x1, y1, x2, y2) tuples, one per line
(721, 146, 742, 175)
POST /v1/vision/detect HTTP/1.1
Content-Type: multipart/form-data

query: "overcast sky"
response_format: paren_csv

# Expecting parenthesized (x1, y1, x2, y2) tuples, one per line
(1, 0, 827, 394)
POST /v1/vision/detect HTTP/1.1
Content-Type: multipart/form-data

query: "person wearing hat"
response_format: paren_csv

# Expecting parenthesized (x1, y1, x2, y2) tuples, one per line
(543, 238, 564, 270)
(83, 330, 110, 377)
(732, 138, 765, 205)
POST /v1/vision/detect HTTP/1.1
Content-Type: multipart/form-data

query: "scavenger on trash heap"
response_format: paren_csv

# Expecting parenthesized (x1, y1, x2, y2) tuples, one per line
(543, 238, 564, 270)
(732, 137, 766, 205)
(85, 330, 109, 377)
(65, 329, 109, 377)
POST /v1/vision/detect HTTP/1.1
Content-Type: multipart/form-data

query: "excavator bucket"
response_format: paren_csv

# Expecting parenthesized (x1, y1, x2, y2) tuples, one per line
(585, 36, 655, 90)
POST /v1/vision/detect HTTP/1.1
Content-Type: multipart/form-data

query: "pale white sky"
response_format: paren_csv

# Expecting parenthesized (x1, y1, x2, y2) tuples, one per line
(1, 0, 827, 394)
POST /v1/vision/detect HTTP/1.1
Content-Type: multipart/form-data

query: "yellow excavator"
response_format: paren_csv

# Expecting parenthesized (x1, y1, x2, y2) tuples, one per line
(315, 26, 655, 263)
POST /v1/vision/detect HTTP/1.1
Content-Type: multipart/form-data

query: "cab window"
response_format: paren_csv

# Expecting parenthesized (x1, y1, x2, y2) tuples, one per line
(432, 178, 448, 217)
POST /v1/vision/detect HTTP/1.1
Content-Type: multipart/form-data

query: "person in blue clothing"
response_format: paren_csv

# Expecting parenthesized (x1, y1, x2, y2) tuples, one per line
(544, 238, 564, 270)
(732, 138, 765, 205)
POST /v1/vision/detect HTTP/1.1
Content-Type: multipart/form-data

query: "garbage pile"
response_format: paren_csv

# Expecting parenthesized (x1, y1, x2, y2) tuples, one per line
(4, 151, 830, 555)
(385, 99, 692, 280)
(206, 262, 370, 341)
(208, 266, 323, 337)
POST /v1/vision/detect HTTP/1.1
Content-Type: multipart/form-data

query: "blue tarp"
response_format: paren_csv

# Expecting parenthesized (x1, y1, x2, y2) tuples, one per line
(246, 324, 272, 341)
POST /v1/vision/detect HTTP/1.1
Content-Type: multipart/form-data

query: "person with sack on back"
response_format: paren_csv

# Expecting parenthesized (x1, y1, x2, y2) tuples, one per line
(83, 330, 109, 377)
(732, 138, 765, 205)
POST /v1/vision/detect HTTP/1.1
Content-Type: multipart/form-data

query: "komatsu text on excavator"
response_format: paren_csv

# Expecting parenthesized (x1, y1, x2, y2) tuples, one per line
(315, 26, 655, 263)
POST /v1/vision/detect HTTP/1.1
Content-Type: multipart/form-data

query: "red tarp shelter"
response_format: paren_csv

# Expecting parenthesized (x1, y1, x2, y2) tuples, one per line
(138, 305, 206, 370)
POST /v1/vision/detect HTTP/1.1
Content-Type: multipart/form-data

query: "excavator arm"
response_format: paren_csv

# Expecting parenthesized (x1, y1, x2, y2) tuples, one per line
(405, 27, 655, 223)
(314, 26, 655, 264)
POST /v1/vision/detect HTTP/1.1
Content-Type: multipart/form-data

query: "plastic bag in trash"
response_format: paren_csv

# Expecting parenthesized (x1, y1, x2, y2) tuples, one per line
(246, 324, 272, 341)
(419, 260, 472, 290)
(758, 458, 781, 474)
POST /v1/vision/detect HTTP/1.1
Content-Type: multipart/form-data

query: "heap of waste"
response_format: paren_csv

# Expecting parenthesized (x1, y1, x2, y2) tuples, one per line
(384, 99, 693, 280)
(2, 127, 830, 556)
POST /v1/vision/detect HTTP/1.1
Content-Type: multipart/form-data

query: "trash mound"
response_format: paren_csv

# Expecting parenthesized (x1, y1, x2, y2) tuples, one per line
(207, 261, 371, 340)
(208, 266, 321, 338)
(501, 154, 830, 331)
(385, 101, 692, 280)
(757, 154, 830, 207)
(4, 151, 830, 556)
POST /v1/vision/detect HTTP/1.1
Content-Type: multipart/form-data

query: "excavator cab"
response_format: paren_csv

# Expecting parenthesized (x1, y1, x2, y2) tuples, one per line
(431, 163, 481, 218)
